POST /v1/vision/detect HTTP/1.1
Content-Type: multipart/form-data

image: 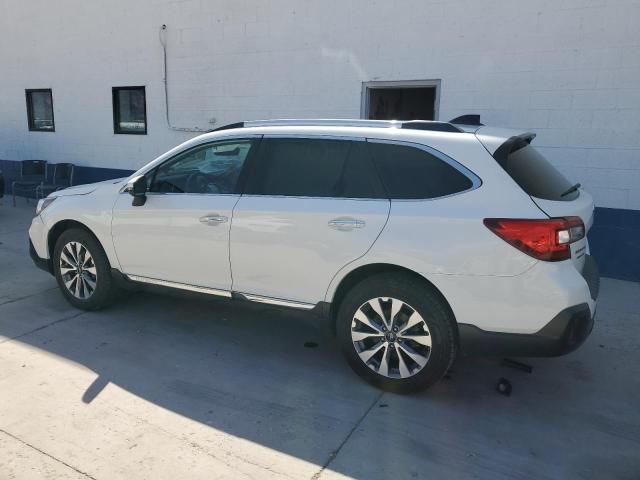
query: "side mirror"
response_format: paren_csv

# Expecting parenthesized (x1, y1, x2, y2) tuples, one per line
(127, 175, 147, 206)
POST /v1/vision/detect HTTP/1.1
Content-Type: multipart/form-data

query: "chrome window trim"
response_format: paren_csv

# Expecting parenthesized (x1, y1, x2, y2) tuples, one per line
(366, 137, 482, 202)
(238, 194, 388, 202)
(143, 192, 240, 198)
(125, 275, 232, 298)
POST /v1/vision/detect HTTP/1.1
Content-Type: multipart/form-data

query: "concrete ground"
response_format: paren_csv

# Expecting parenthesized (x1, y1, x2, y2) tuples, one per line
(0, 201, 639, 480)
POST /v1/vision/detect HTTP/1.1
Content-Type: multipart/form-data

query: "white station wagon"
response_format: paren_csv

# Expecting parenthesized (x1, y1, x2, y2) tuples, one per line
(29, 118, 599, 392)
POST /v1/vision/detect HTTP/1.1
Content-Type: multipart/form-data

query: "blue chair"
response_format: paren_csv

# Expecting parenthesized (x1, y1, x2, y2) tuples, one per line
(12, 160, 47, 206)
(36, 163, 75, 199)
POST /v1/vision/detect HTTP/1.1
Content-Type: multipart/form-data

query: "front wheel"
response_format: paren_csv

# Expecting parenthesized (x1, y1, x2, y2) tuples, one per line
(53, 228, 119, 310)
(336, 273, 457, 393)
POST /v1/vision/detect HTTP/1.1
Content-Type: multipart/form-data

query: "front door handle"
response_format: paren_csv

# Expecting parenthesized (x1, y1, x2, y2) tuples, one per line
(328, 217, 366, 231)
(199, 214, 228, 226)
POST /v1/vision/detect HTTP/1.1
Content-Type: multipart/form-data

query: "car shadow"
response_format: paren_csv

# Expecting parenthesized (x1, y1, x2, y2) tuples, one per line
(3, 284, 639, 479)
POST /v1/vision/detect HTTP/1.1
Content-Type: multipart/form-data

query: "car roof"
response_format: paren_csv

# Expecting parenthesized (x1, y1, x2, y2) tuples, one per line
(133, 119, 534, 182)
(196, 119, 533, 156)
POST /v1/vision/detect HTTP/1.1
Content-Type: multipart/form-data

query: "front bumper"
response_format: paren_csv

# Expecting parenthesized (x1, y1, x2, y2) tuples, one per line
(459, 255, 599, 357)
(30, 239, 52, 274)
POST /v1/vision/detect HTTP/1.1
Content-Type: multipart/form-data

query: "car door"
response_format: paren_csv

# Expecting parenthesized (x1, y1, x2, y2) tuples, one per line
(111, 138, 257, 293)
(230, 136, 391, 305)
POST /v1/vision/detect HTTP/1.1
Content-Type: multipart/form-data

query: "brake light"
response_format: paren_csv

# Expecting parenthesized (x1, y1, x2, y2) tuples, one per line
(484, 217, 585, 261)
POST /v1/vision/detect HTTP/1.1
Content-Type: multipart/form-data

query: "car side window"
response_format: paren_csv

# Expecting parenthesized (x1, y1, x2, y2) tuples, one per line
(244, 138, 385, 199)
(370, 142, 473, 199)
(149, 140, 254, 194)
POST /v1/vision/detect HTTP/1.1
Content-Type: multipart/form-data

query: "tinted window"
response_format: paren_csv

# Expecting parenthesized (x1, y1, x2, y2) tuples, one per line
(341, 142, 386, 199)
(504, 145, 578, 201)
(370, 142, 473, 199)
(26, 89, 54, 132)
(112, 86, 147, 134)
(245, 138, 384, 198)
(150, 140, 254, 194)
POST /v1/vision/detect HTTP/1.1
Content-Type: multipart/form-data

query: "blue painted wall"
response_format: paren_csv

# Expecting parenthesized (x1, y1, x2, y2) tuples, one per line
(1, 159, 638, 282)
(0, 159, 134, 192)
(588, 207, 640, 283)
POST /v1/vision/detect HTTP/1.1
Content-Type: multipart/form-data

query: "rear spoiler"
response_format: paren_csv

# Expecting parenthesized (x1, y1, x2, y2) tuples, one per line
(492, 133, 536, 167)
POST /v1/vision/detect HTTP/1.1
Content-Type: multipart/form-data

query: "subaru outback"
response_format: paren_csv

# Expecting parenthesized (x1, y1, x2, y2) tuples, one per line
(29, 118, 599, 392)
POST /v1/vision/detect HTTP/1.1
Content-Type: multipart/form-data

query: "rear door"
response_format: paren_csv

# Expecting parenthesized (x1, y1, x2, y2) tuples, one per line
(230, 136, 390, 305)
(499, 143, 594, 270)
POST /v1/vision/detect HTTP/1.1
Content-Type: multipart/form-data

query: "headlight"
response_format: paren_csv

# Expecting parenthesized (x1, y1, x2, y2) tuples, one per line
(35, 197, 57, 216)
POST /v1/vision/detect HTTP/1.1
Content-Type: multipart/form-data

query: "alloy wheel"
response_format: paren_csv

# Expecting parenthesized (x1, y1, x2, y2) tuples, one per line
(59, 241, 98, 300)
(351, 297, 432, 379)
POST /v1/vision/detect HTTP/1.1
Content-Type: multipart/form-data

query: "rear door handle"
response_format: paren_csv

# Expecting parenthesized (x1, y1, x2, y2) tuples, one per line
(199, 214, 228, 226)
(328, 217, 366, 231)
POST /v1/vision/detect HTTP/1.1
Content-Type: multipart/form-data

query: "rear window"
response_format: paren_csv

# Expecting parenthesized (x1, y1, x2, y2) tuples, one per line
(504, 145, 578, 201)
(370, 142, 473, 199)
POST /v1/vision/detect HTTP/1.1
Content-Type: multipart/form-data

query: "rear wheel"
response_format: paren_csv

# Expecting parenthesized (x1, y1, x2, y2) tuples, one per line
(53, 228, 118, 310)
(336, 273, 457, 393)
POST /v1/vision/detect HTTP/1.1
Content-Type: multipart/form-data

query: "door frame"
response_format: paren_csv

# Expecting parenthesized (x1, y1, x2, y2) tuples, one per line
(360, 79, 442, 121)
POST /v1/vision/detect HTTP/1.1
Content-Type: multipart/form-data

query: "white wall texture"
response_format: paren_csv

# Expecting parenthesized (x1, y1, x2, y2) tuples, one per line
(0, 0, 638, 209)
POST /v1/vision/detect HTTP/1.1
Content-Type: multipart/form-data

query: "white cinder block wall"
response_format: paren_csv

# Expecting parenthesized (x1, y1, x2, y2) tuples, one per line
(1, 0, 638, 210)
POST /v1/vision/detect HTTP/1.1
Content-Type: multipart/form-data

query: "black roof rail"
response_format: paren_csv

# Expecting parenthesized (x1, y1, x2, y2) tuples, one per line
(400, 121, 463, 133)
(449, 114, 484, 126)
(208, 122, 245, 132)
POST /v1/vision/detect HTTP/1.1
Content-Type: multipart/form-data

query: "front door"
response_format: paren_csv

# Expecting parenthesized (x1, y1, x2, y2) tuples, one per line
(111, 138, 257, 292)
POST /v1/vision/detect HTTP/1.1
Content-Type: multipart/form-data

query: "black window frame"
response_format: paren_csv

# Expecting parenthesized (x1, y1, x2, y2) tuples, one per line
(25, 89, 55, 132)
(112, 86, 147, 135)
(241, 137, 387, 200)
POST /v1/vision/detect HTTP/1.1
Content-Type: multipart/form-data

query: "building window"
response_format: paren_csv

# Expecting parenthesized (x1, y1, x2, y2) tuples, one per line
(361, 80, 441, 121)
(25, 89, 55, 132)
(112, 86, 147, 134)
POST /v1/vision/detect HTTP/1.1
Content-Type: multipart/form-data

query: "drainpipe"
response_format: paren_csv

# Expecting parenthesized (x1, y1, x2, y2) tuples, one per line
(159, 24, 209, 132)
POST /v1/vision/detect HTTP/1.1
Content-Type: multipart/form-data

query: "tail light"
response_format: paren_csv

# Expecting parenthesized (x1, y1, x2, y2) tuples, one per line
(484, 217, 585, 261)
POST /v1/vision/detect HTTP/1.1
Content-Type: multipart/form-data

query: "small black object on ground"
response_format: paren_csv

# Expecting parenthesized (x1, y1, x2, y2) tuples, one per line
(497, 377, 512, 396)
(502, 358, 533, 373)
(303, 341, 319, 348)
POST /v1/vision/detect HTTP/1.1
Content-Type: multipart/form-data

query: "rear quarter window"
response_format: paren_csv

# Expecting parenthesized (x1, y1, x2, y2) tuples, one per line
(504, 145, 578, 201)
(369, 142, 474, 199)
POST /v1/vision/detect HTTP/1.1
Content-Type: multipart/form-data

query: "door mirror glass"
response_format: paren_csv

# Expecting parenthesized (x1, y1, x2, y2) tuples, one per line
(127, 174, 147, 206)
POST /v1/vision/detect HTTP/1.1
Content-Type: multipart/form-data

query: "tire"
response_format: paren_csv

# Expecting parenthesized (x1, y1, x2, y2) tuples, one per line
(336, 273, 457, 393)
(53, 228, 119, 310)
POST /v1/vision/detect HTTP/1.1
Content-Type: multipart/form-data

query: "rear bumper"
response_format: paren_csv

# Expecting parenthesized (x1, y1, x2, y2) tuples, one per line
(459, 255, 599, 357)
(459, 303, 595, 357)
